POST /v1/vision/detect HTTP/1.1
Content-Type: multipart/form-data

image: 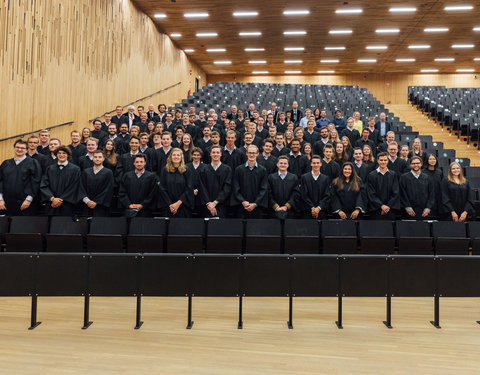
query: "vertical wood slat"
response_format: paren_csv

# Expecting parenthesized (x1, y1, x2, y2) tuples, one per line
(0, 0, 205, 161)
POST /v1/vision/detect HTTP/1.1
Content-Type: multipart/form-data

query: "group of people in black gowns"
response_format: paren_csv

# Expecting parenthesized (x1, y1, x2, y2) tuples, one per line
(0, 103, 475, 221)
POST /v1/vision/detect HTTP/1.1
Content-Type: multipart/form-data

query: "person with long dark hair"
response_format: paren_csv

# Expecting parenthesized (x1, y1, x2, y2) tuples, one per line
(330, 162, 365, 219)
(422, 153, 443, 218)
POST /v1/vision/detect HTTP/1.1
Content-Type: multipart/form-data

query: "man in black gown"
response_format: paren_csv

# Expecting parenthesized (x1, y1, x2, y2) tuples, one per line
(299, 155, 331, 219)
(231, 145, 268, 218)
(80, 150, 114, 217)
(0, 139, 42, 216)
(267, 155, 299, 219)
(40, 146, 81, 216)
(199, 145, 232, 218)
(118, 154, 158, 217)
(400, 156, 434, 220)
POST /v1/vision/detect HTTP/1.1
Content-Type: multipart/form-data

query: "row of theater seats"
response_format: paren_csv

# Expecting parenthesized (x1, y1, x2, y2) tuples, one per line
(1, 216, 478, 255)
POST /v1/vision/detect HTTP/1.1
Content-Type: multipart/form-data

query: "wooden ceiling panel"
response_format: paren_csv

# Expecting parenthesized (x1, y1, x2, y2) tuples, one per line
(132, 0, 480, 75)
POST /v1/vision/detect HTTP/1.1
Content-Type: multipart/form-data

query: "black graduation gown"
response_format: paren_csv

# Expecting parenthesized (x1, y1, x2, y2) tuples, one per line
(423, 167, 444, 216)
(158, 167, 194, 217)
(40, 163, 81, 216)
(118, 170, 158, 216)
(199, 163, 232, 217)
(441, 179, 475, 217)
(299, 172, 331, 217)
(367, 169, 400, 212)
(367, 128, 383, 147)
(78, 155, 94, 171)
(231, 164, 268, 208)
(303, 130, 321, 145)
(288, 154, 310, 178)
(221, 148, 247, 171)
(407, 151, 428, 165)
(353, 162, 371, 183)
(37, 145, 50, 155)
(320, 160, 340, 181)
(68, 144, 87, 165)
(400, 172, 435, 217)
(257, 155, 278, 175)
(341, 128, 360, 145)
(271, 146, 290, 158)
(268, 172, 299, 214)
(330, 180, 366, 216)
(116, 152, 153, 183)
(28, 153, 48, 173)
(186, 162, 206, 212)
(154, 148, 172, 177)
(91, 130, 108, 146)
(388, 158, 410, 175)
(312, 140, 332, 158)
(354, 138, 376, 154)
(0, 157, 42, 215)
(80, 167, 114, 208)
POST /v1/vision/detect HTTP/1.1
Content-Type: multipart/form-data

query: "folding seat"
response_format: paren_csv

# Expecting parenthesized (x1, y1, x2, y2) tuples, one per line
(396, 221, 433, 255)
(167, 218, 205, 253)
(321, 220, 357, 254)
(206, 218, 243, 253)
(46, 216, 88, 252)
(358, 221, 395, 254)
(432, 221, 469, 255)
(245, 219, 281, 254)
(464, 167, 480, 177)
(469, 222, 480, 254)
(0, 216, 9, 246)
(86, 217, 127, 253)
(127, 217, 166, 253)
(6, 216, 49, 252)
(284, 219, 320, 254)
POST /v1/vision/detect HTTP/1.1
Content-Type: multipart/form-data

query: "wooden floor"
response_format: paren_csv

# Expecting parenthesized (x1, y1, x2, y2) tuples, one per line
(1, 297, 480, 374)
(388, 104, 480, 166)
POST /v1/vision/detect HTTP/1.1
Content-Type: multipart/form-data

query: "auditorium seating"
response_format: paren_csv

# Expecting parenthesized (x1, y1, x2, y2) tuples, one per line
(1, 216, 479, 255)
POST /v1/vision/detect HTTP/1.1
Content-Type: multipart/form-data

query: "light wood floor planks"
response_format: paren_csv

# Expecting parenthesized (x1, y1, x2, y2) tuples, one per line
(0, 297, 479, 374)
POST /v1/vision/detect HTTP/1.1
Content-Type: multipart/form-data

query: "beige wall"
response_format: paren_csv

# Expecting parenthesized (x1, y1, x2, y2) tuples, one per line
(207, 74, 480, 106)
(0, 0, 205, 159)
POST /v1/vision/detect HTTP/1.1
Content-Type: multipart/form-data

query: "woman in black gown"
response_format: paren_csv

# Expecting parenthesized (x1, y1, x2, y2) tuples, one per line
(422, 153, 443, 218)
(441, 161, 475, 221)
(330, 162, 365, 220)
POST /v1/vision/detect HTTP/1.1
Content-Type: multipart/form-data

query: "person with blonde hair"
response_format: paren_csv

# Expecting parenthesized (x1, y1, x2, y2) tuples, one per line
(353, 112, 363, 133)
(408, 138, 427, 165)
(158, 148, 193, 217)
(441, 161, 475, 221)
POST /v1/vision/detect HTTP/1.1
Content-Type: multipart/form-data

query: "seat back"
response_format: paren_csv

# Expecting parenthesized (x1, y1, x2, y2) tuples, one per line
(432, 222, 467, 238)
(129, 217, 166, 236)
(359, 221, 394, 237)
(321, 220, 356, 237)
(396, 221, 431, 238)
(246, 219, 281, 236)
(49, 217, 88, 235)
(169, 218, 205, 236)
(284, 219, 319, 237)
(10, 216, 49, 234)
(89, 217, 127, 235)
(207, 219, 244, 236)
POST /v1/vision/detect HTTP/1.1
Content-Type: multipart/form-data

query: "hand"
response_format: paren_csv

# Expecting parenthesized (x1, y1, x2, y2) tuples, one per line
(169, 203, 177, 214)
(276, 206, 287, 212)
(422, 210, 429, 218)
(209, 207, 217, 217)
(242, 201, 250, 208)
(20, 200, 31, 211)
(193, 189, 198, 196)
(51, 197, 63, 208)
(0, 200, 6, 211)
(206, 202, 216, 211)
(338, 210, 347, 219)
(408, 209, 416, 217)
(381, 205, 390, 215)
(459, 211, 468, 222)
(451, 212, 459, 222)
(311, 207, 320, 219)
(87, 201, 97, 209)
(350, 209, 360, 220)
(245, 203, 256, 212)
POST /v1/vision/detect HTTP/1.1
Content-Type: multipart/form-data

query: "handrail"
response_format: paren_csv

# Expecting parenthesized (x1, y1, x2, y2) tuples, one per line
(0, 121, 75, 143)
(89, 81, 182, 122)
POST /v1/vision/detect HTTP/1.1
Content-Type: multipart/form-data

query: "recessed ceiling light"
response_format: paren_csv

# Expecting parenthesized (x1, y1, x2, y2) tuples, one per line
(396, 58, 415, 62)
(421, 69, 439, 72)
(366, 45, 388, 50)
(474, 27, 480, 31)
(424, 27, 449, 32)
(452, 44, 474, 48)
(321, 59, 340, 63)
(245, 48, 265, 51)
(252, 71, 269, 74)
(435, 58, 455, 61)
(475, 58, 480, 61)
(336, 8, 363, 14)
(248, 60, 267, 64)
(184, 12, 209, 18)
(184, 49, 194, 53)
(239, 31, 262, 36)
(457, 68, 475, 72)
(154, 13, 167, 19)
(284, 60, 303, 63)
(196, 32, 218, 37)
(213, 61, 231, 65)
(325, 46, 346, 50)
(358, 59, 377, 63)
(283, 10, 310, 15)
(409, 45, 431, 49)
(444, 5, 473, 11)
(317, 70, 335, 74)
(284, 47, 305, 51)
(206, 48, 226, 52)
(170, 33, 181, 37)
(329, 29, 353, 34)
(284, 30, 307, 35)
(233, 11, 259, 17)
(285, 70, 301, 74)
(389, 7, 417, 12)
(376, 28, 400, 34)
